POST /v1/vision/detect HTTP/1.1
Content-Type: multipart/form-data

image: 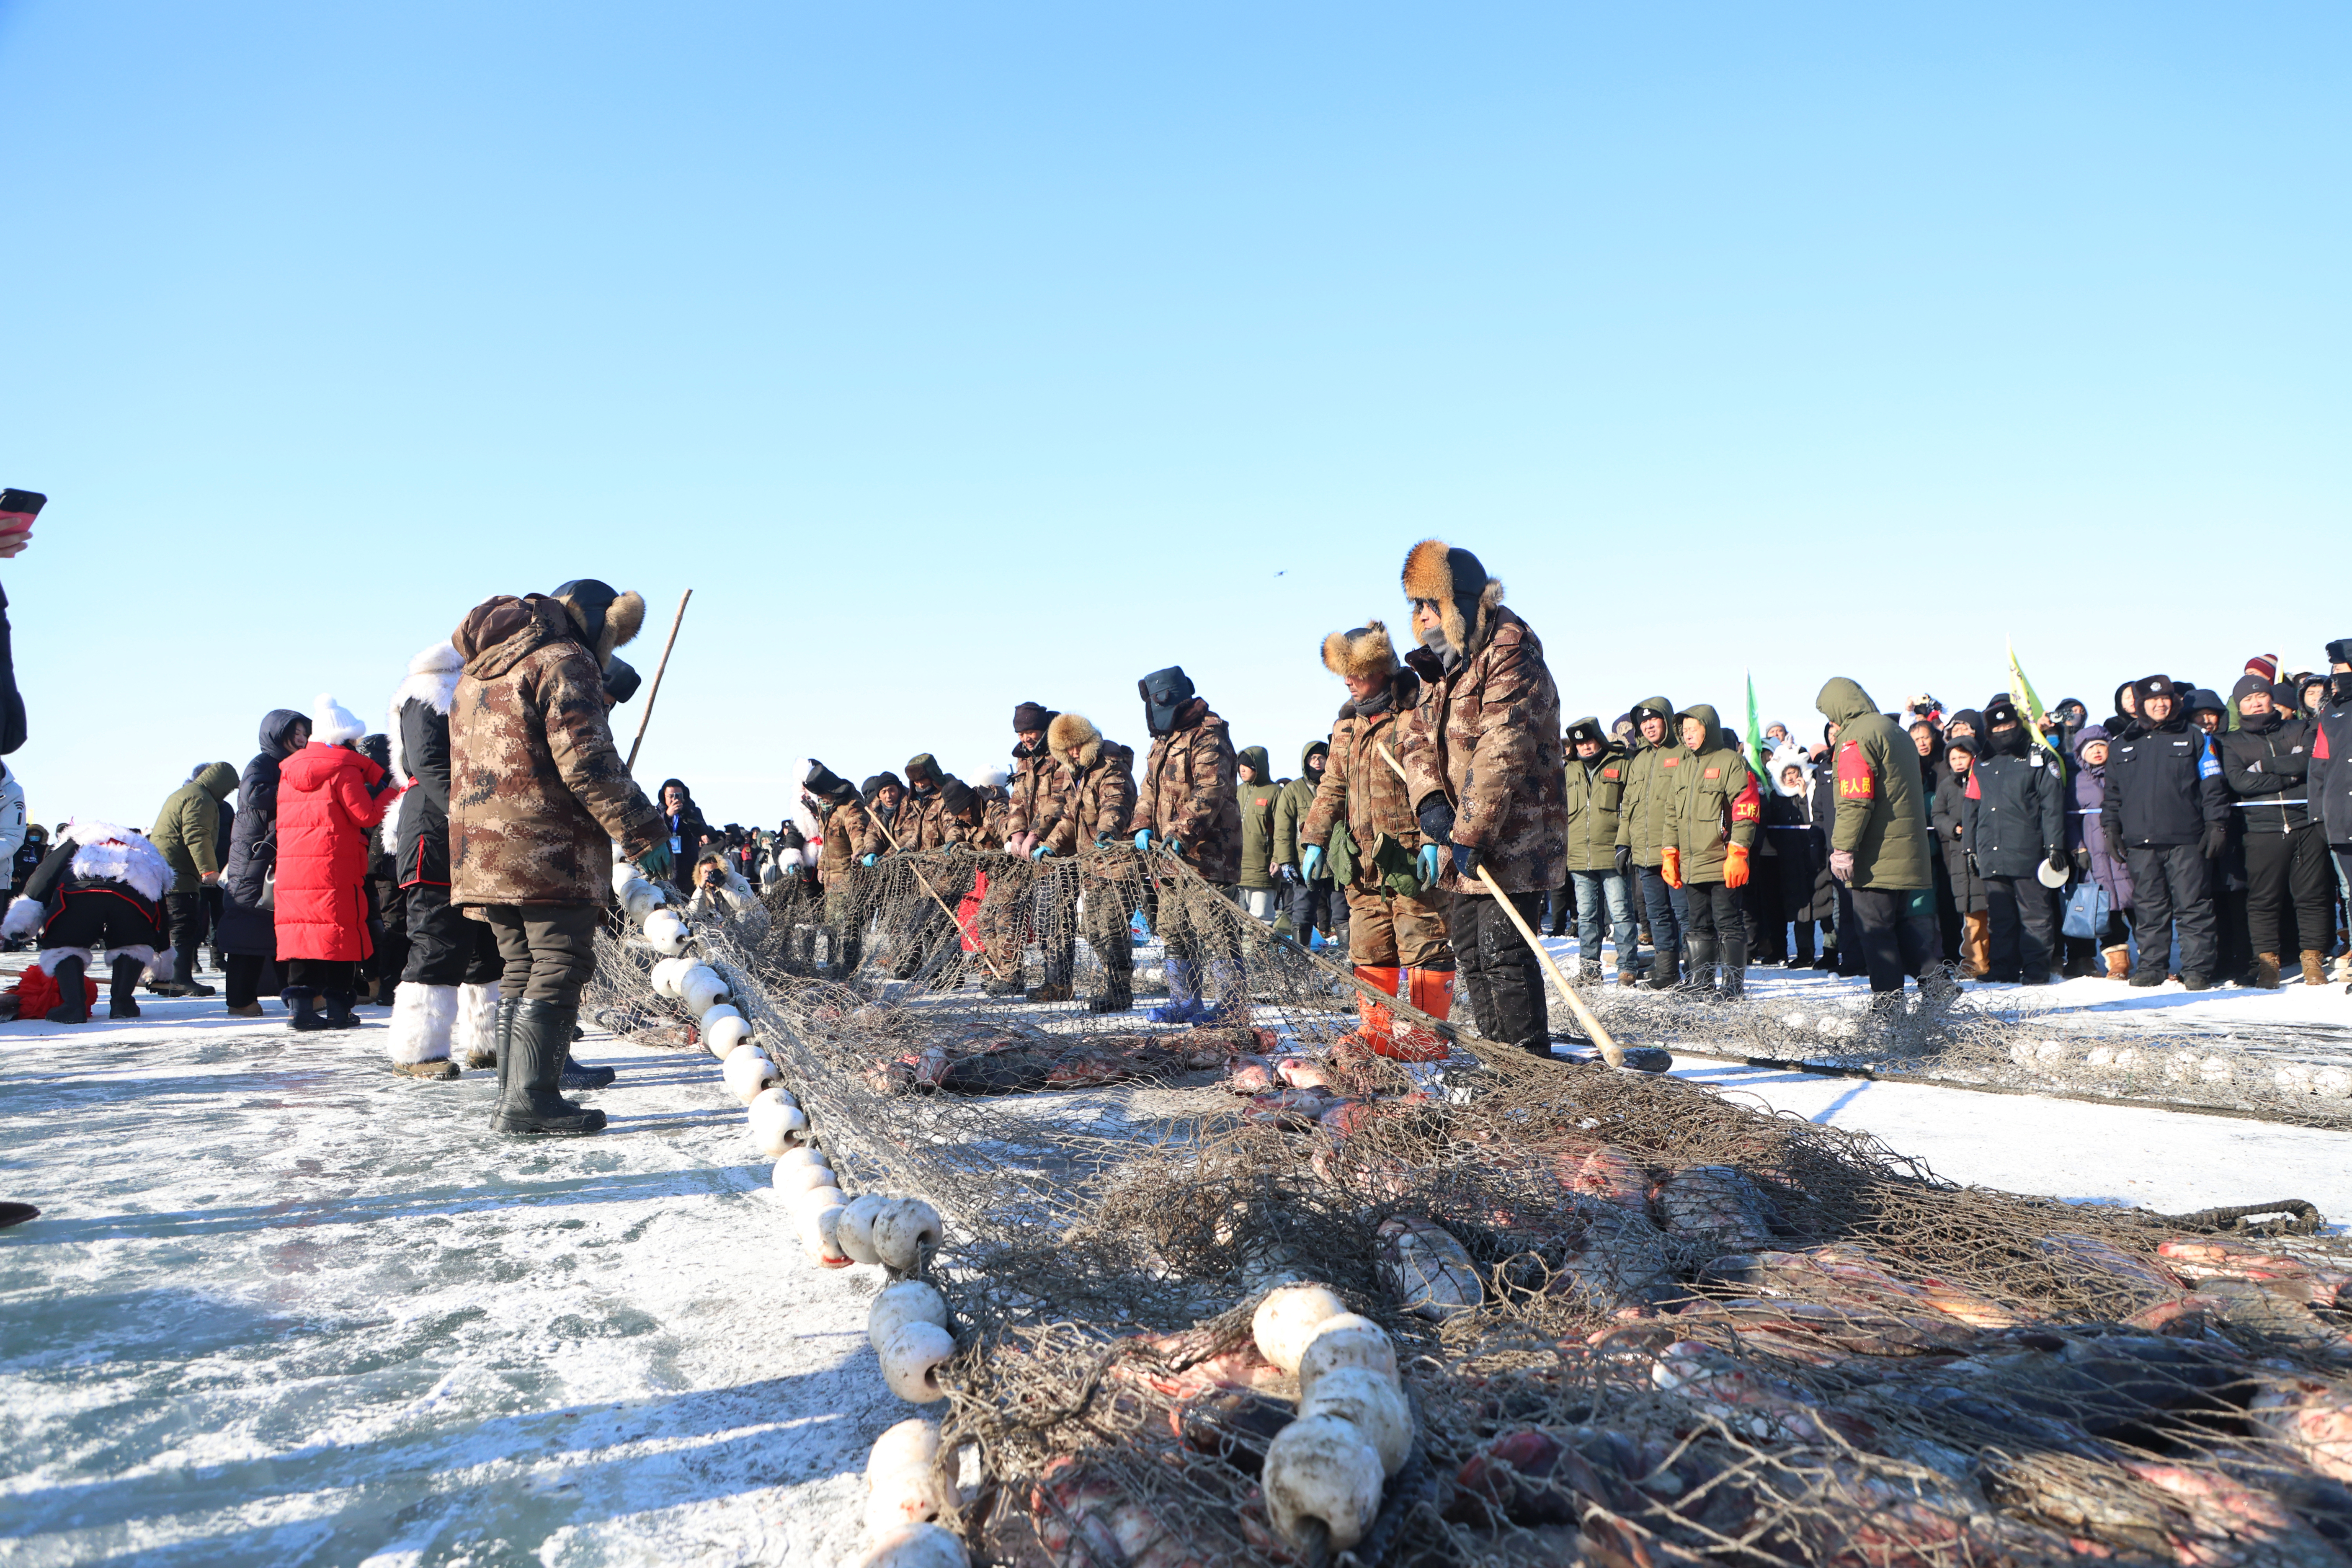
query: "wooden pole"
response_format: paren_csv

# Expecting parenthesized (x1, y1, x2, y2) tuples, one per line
(1371, 740, 1626, 1069)
(862, 808, 1008, 980)
(624, 589, 693, 774)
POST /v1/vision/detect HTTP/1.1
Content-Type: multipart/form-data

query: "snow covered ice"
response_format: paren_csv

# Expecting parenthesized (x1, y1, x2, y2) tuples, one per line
(7, 945, 2352, 1564)
(1, 992, 892, 1567)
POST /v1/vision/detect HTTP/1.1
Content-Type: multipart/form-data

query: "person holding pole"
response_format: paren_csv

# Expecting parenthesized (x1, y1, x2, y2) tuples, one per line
(449, 579, 665, 1136)
(1394, 539, 1568, 1057)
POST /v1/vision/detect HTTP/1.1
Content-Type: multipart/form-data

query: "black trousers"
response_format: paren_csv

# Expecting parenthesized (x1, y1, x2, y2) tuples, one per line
(1284, 876, 1339, 943)
(284, 957, 356, 997)
(1981, 875, 2056, 982)
(1683, 880, 1746, 974)
(2125, 843, 2217, 979)
(1849, 886, 1938, 994)
(402, 882, 505, 987)
(224, 953, 275, 1008)
(480, 901, 602, 1007)
(44, 886, 167, 957)
(165, 887, 208, 984)
(2244, 826, 2332, 960)
(1448, 887, 1547, 1052)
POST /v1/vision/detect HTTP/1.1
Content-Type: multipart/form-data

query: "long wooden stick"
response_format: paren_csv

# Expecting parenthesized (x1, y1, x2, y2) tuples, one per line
(1371, 740, 1625, 1068)
(862, 808, 1008, 980)
(624, 589, 693, 774)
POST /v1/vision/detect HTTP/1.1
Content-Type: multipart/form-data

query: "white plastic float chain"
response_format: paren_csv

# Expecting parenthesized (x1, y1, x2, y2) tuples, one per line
(611, 861, 968, 1568)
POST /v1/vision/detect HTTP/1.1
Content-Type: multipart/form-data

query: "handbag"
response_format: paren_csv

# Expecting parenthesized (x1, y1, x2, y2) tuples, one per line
(255, 828, 278, 911)
(2061, 880, 2110, 940)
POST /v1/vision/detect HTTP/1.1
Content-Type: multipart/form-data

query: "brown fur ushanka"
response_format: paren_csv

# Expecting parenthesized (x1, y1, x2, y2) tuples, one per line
(1400, 538, 1504, 656)
(1321, 621, 1398, 681)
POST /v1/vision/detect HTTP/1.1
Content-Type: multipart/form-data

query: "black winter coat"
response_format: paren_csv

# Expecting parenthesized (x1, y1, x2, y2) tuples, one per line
(217, 709, 310, 957)
(1962, 738, 2066, 879)
(1932, 758, 1987, 914)
(2318, 689, 2352, 845)
(395, 696, 454, 887)
(0, 581, 23, 756)
(1759, 783, 1823, 921)
(2104, 717, 2226, 851)
(2221, 713, 2316, 840)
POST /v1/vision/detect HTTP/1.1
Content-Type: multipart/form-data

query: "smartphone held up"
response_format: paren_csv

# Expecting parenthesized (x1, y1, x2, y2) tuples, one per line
(0, 489, 43, 561)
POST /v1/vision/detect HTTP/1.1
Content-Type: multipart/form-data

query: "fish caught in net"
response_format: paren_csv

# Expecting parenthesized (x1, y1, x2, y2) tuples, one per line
(588, 846, 2352, 1567)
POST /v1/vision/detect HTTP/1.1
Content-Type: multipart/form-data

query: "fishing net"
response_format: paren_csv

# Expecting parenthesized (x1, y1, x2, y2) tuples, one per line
(588, 847, 2352, 1567)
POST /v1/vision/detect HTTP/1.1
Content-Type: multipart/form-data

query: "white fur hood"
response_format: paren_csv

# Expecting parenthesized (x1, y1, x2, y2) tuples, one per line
(387, 643, 463, 783)
(65, 820, 174, 903)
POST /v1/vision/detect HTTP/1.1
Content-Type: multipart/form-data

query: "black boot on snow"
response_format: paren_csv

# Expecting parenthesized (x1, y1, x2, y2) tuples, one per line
(560, 1039, 616, 1090)
(45, 957, 89, 1024)
(323, 993, 363, 1029)
(286, 989, 332, 1032)
(108, 957, 144, 1019)
(493, 999, 606, 1136)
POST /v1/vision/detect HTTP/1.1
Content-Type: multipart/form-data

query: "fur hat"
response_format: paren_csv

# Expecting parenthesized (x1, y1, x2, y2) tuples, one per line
(388, 643, 463, 784)
(1564, 714, 1606, 749)
(1400, 538, 1500, 655)
(904, 753, 941, 789)
(549, 579, 647, 668)
(803, 760, 857, 803)
(1047, 711, 1102, 769)
(1320, 621, 1397, 681)
(312, 694, 366, 746)
(2134, 674, 2182, 710)
(2328, 638, 2352, 666)
(1012, 701, 1055, 733)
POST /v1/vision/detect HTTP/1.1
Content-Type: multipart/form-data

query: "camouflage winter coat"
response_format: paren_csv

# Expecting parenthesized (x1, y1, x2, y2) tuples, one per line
(819, 797, 876, 883)
(1658, 704, 1760, 884)
(1036, 735, 1137, 857)
(448, 594, 662, 910)
(892, 779, 981, 852)
(1614, 695, 1688, 868)
(1398, 600, 1567, 896)
(1131, 700, 1241, 885)
(1301, 672, 1429, 894)
(975, 784, 1012, 850)
(1008, 742, 1057, 838)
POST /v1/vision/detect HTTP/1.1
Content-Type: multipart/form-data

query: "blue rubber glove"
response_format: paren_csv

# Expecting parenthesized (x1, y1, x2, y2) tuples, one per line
(1031, 845, 1052, 861)
(1416, 843, 1442, 890)
(635, 843, 673, 880)
(1452, 843, 1483, 882)
(1164, 837, 1183, 858)
(860, 853, 877, 868)
(1133, 829, 1153, 852)
(1301, 844, 1326, 883)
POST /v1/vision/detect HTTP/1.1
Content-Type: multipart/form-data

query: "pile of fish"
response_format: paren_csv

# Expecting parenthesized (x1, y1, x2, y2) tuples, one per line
(863, 1022, 1279, 1096)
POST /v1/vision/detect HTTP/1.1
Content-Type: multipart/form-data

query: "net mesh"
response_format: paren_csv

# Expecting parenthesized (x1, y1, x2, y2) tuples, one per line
(588, 848, 2352, 1567)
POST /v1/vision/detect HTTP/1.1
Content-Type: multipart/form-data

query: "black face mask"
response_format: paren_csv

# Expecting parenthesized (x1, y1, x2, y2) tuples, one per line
(1420, 622, 1461, 673)
(1988, 725, 2028, 758)
(1140, 666, 1196, 736)
(2333, 674, 2352, 704)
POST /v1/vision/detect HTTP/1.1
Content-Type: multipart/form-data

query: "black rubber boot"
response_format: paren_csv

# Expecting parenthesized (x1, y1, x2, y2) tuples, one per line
(493, 999, 606, 1136)
(286, 989, 332, 1031)
(323, 993, 363, 1029)
(560, 1035, 615, 1090)
(45, 957, 89, 1024)
(1645, 947, 1680, 992)
(494, 997, 517, 1094)
(1088, 968, 1134, 1014)
(108, 957, 144, 1019)
(1677, 936, 1716, 994)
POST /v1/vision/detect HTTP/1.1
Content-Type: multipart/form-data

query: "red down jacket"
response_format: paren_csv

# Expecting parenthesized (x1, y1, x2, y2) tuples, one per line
(274, 743, 400, 962)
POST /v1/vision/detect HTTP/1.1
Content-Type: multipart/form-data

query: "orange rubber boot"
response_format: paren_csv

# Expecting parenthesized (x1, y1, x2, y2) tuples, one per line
(1385, 968, 1456, 1061)
(1334, 966, 1399, 1057)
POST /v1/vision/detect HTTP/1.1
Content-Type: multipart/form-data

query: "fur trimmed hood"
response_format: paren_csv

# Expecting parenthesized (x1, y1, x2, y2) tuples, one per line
(1047, 711, 1102, 770)
(64, 820, 174, 903)
(1767, 745, 1814, 797)
(1400, 539, 1501, 657)
(387, 642, 462, 783)
(1321, 621, 1397, 681)
(551, 581, 647, 669)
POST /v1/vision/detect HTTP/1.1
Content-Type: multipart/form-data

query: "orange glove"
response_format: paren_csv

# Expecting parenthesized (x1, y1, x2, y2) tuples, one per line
(1724, 843, 1750, 889)
(1660, 846, 1683, 889)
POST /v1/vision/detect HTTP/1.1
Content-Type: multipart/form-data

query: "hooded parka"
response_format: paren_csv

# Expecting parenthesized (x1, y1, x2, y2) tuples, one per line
(1237, 745, 1281, 890)
(1658, 704, 1759, 884)
(1270, 741, 1328, 873)
(217, 709, 312, 957)
(1962, 717, 2066, 878)
(1561, 717, 1630, 874)
(1131, 698, 1242, 885)
(1613, 696, 1687, 869)
(274, 743, 400, 962)
(1816, 678, 1933, 891)
(151, 762, 241, 893)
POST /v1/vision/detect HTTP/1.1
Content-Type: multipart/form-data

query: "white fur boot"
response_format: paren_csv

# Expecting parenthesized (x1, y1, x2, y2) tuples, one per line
(387, 981, 459, 1080)
(454, 982, 500, 1069)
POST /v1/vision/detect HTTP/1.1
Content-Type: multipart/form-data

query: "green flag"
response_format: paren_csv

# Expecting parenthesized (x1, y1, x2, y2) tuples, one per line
(1746, 671, 1767, 775)
(2006, 637, 2061, 759)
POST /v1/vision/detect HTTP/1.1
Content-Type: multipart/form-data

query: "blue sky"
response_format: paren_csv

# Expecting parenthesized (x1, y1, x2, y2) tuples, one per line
(2, 3, 2344, 827)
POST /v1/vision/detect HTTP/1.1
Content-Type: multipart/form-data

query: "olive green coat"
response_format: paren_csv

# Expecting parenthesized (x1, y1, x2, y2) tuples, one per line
(1236, 745, 1282, 890)
(1659, 704, 1760, 883)
(150, 761, 241, 891)
(1561, 718, 1630, 874)
(1270, 740, 1327, 871)
(1614, 695, 1688, 867)
(1816, 676, 1933, 891)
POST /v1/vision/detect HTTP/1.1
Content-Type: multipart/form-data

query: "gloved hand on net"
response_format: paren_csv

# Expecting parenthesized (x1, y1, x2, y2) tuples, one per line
(860, 853, 878, 868)
(1133, 829, 1152, 853)
(635, 843, 673, 881)
(1031, 845, 1053, 861)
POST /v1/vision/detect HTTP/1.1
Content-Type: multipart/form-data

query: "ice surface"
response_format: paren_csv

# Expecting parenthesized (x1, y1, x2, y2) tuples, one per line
(1, 988, 893, 1567)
